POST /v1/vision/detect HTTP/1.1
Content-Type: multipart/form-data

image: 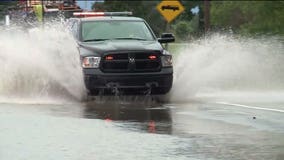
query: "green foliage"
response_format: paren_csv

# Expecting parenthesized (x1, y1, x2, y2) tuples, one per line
(1, 1, 282, 36)
(92, 0, 204, 39)
(240, 1, 284, 35)
(94, 1, 283, 37)
(173, 14, 200, 41)
(211, 1, 284, 36)
(174, 21, 191, 40)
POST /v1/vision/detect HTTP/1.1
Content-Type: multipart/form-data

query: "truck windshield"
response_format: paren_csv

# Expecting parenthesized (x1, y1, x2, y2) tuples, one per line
(81, 20, 155, 42)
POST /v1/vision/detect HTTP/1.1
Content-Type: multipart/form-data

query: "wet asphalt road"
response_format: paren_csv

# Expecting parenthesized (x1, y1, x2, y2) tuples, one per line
(0, 96, 284, 160)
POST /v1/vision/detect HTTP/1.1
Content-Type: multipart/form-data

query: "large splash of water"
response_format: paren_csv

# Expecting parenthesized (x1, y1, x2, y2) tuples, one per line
(171, 34, 284, 103)
(0, 24, 86, 103)
(1, 24, 283, 104)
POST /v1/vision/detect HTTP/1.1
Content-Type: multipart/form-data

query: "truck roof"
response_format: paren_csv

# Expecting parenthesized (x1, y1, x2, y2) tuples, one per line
(79, 16, 144, 22)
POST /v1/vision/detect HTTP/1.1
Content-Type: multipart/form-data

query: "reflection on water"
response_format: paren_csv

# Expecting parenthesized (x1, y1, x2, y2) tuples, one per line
(1, 100, 284, 160)
(83, 96, 172, 134)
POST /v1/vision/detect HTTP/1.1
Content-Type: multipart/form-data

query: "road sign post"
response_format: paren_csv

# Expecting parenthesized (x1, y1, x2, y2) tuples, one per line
(204, 0, 210, 32)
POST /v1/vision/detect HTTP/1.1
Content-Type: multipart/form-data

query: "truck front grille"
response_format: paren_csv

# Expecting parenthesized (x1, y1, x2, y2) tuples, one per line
(101, 52, 161, 73)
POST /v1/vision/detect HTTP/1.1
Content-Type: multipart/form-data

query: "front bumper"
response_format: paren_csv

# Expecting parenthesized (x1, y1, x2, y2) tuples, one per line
(83, 67, 173, 92)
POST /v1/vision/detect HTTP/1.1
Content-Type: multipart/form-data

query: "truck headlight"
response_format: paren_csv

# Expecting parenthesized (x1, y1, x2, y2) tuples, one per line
(161, 55, 172, 67)
(82, 57, 101, 68)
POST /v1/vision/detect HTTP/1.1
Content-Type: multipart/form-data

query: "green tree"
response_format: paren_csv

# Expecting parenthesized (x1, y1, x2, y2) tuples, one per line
(174, 21, 191, 40)
(211, 1, 284, 36)
(240, 1, 284, 35)
(92, 1, 205, 38)
(173, 15, 200, 41)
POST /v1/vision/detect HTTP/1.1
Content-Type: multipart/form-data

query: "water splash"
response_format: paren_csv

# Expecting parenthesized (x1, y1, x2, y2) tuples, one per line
(0, 24, 86, 103)
(171, 34, 284, 103)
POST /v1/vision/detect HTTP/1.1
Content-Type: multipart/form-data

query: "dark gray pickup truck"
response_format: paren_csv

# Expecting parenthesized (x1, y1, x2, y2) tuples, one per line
(67, 12, 175, 95)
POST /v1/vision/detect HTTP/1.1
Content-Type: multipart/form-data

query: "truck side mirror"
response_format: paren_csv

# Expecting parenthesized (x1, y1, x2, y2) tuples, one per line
(158, 33, 175, 43)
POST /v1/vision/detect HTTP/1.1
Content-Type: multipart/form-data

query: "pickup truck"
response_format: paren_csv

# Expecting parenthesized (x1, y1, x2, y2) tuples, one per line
(67, 12, 175, 95)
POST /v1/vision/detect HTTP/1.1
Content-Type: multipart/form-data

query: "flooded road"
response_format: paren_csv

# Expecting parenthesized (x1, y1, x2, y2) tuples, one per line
(1, 95, 284, 160)
(0, 25, 284, 159)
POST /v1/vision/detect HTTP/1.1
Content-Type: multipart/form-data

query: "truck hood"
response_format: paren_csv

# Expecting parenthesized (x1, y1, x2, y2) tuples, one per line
(78, 40, 163, 56)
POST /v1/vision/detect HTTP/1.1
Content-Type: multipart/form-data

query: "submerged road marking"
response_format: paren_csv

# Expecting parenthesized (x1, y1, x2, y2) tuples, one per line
(216, 102, 284, 113)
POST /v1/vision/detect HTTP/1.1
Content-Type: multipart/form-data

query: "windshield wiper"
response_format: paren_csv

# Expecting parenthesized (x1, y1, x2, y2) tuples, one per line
(112, 37, 148, 41)
(83, 38, 109, 42)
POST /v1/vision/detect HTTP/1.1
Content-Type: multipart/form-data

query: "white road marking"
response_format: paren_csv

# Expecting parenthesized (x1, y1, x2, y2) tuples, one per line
(216, 102, 284, 113)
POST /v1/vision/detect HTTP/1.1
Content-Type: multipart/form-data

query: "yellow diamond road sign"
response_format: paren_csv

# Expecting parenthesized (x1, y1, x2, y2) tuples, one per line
(157, 0, 185, 23)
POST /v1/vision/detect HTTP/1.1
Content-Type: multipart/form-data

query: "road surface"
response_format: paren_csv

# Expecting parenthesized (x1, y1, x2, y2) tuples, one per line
(0, 95, 284, 160)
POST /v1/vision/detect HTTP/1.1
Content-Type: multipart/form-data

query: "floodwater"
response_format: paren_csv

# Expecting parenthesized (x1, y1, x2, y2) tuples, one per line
(1, 98, 284, 160)
(0, 25, 284, 160)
